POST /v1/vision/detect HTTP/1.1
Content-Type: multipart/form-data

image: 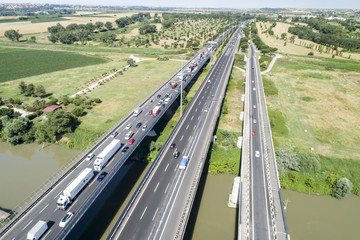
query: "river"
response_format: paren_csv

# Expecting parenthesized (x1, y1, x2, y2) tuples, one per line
(0, 142, 79, 210)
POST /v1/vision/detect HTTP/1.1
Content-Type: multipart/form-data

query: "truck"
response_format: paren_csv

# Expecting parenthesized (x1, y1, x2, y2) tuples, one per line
(133, 107, 142, 117)
(179, 156, 189, 170)
(27, 220, 48, 240)
(170, 81, 177, 88)
(177, 72, 188, 81)
(152, 106, 161, 117)
(57, 168, 94, 210)
(93, 139, 122, 171)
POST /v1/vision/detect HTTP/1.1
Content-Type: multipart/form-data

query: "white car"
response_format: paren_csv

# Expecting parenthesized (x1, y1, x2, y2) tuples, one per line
(255, 151, 260, 158)
(253, 119, 257, 124)
(142, 125, 147, 131)
(59, 212, 74, 228)
(125, 124, 131, 130)
(253, 105, 256, 109)
(85, 152, 95, 161)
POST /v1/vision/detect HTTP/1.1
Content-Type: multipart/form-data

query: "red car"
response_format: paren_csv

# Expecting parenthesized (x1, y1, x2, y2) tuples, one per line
(128, 138, 135, 145)
(252, 131, 256, 136)
(149, 110, 153, 115)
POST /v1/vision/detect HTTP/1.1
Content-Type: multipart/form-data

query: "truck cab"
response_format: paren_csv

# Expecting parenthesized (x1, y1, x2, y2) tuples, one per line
(179, 156, 189, 170)
(57, 195, 70, 210)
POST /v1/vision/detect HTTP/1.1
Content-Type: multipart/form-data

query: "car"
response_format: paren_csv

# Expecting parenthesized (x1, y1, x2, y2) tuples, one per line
(122, 146, 129, 153)
(125, 124, 131, 130)
(142, 125, 147, 131)
(128, 138, 135, 145)
(136, 122, 142, 128)
(97, 171, 107, 182)
(162, 104, 166, 108)
(164, 93, 169, 98)
(253, 87, 256, 91)
(173, 151, 180, 158)
(170, 143, 176, 149)
(253, 119, 257, 124)
(111, 131, 118, 138)
(255, 151, 260, 158)
(253, 105, 256, 109)
(252, 131, 256, 136)
(59, 212, 74, 228)
(149, 110, 153, 115)
(157, 94, 161, 98)
(85, 152, 95, 161)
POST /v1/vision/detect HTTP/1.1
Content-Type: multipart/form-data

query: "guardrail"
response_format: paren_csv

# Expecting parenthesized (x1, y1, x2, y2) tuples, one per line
(0, 46, 207, 238)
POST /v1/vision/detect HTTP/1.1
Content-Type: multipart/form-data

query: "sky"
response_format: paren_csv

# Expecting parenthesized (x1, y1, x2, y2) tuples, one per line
(4, 0, 360, 9)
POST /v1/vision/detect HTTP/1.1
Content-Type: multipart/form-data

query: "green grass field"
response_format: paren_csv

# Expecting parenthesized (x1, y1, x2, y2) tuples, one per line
(0, 47, 107, 83)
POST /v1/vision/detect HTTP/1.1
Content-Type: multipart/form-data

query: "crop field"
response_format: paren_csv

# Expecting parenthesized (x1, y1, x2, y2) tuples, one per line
(0, 47, 107, 83)
(256, 22, 360, 60)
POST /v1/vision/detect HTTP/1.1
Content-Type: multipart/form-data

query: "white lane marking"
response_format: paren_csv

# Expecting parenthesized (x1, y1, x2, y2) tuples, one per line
(198, 116, 200, 120)
(53, 208, 57, 212)
(39, 204, 49, 214)
(202, 96, 204, 99)
(42, 229, 52, 239)
(154, 182, 160, 192)
(164, 163, 169, 172)
(186, 124, 189, 130)
(140, 206, 147, 220)
(54, 192, 61, 199)
(191, 115, 194, 120)
(180, 135, 184, 141)
(195, 108, 198, 112)
(174, 165, 178, 172)
(193, 126, 196, 130)
(152, 208, 159, 221)
(164, 183, 170, 193)
(22, 219, 33, 230)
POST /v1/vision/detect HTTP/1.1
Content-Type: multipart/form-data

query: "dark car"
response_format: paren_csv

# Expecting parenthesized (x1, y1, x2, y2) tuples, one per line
(157, 94, 161, 98)
(122, 146, 129, 153)
(170, 143, 176, 149)
(97, 171, 107, 182)
(111, 131, 118, 138)
(173, 151, 180, 158)
(136, 122, 142, 128)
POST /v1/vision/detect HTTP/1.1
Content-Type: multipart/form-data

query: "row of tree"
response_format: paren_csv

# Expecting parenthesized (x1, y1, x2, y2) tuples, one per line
(18, 81, 46, 97)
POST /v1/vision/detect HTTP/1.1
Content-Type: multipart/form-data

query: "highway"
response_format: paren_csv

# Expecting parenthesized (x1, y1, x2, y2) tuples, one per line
(107, 27, 242, 240)
(0, 28, 234, 240)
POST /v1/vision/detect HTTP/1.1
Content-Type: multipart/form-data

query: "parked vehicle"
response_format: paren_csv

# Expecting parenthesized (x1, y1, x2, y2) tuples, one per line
(57, 168, 94, 210)
(93, 140, 122, 171)
(179, 156, 189, 170)
(27, 220, 48, 240)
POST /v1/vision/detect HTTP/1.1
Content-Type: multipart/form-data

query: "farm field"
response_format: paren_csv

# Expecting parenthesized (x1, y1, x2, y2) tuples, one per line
(257, 22, 360, 60)
(0, 47, 107, 83)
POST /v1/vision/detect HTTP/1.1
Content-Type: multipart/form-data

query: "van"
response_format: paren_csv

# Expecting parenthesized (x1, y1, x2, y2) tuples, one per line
(26, 220, 48, 240)
(133, 107, 142, 117)
(124, 131, 134, 140)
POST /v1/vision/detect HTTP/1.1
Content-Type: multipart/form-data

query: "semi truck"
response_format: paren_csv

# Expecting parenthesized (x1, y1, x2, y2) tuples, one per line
(26, 220, 48, 240)
(93, 139, 122, 171)
(152, 106, 161, 117)
(179, 156, 189, 170)
(57, 168, 94, 210)
(133, 107, 142, 117)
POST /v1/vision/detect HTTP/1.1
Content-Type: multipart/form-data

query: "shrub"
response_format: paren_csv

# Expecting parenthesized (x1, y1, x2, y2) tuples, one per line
(333, 177, 353, 199)
(305, 177, 315, 188)
(299, 152, 321, 174)
(276, 147, 300, 175)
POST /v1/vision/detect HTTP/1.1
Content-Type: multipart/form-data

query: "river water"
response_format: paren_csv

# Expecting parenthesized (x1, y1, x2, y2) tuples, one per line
(0, 142, 79, 210)
(1, 144, 360, 239)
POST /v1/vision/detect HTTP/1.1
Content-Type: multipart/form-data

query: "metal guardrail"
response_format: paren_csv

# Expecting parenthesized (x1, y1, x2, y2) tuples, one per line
(0, 46, 206, 238)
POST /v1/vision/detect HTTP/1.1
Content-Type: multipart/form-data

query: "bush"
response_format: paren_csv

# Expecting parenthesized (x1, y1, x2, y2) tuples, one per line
(305, 177, 315, 188)
(333, 177, 353, 199)
(276, 147, 300, 175)
(72, 107, 84, 117)
(299, 152, 321, 173)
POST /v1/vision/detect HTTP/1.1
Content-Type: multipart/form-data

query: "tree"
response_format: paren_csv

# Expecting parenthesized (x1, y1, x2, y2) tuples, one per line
(4, 29, 22, 42)
(99, 32, 116, 43)
(25, 83, 35, 96)
(276, 147, 300, 176)
(18, 81, 27, 94)
(240, 42, 248, 51)
(299, 152, 321, 173)
(34, 85, 46, 97)
(58, 31, 76, 44)
(333, 177, 353, 199)
(139, 24, 157, 35)
(95, 22, 104, 31)
(261, 47, 270, 55)
(105, 21, 113, 31)
(127, 58, 137, 67)
(281, 33, 287, 40)
(74, 29, 90, 45)
(4, 117, 32, 145)
(71, 106, 84, 117)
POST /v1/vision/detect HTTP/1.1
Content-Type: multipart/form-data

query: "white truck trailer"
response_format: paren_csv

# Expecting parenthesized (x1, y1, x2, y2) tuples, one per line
(93, 139, 122, 171)
(57, 168, 94, 210)
(26, 220, 48, 240)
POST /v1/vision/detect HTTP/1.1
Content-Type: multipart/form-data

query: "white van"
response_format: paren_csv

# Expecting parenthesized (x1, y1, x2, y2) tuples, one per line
(26, 220, 48, 240)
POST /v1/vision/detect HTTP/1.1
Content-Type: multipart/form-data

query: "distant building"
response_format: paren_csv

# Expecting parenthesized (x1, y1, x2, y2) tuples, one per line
(42, 105, 62, 113)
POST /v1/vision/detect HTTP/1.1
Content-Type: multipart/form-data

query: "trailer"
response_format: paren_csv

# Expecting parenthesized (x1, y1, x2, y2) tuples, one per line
(93, 139, 122, 171)
(57, 168, 94, 210)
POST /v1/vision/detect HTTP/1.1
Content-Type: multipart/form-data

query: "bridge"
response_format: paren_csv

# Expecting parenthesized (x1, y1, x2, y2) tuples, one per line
(238, 42, 290, 240)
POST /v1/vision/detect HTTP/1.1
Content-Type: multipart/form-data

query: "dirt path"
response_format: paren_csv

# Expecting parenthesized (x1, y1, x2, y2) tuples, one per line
(261, 54, 282, 74)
